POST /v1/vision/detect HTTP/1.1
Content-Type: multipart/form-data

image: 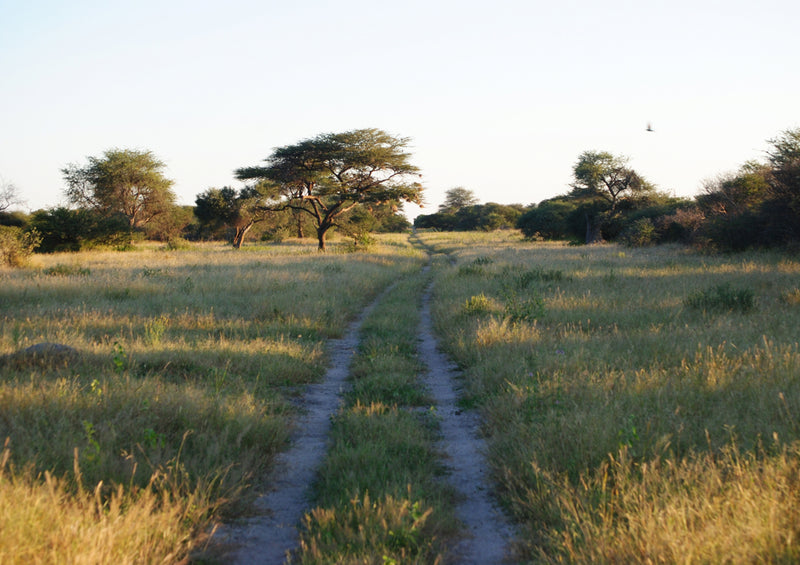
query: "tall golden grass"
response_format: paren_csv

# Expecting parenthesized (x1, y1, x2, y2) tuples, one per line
(0, 237, 425, 562)
(420, 232, 800, 563)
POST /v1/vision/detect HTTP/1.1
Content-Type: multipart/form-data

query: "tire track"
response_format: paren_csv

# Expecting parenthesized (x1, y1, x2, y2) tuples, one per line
(214, 261, 515, 563)
(214, 285, 392, 564)
(418, 270, 515, 564)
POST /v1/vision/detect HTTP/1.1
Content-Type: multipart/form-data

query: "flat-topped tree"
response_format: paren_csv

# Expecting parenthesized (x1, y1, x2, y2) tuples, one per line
(235, 128, 423, 250)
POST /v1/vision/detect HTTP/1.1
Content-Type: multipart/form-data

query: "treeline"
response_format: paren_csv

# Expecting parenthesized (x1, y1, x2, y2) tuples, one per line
(0, 129, 418, 258)
(414, 127, 800, 251)
(2, 127, 799, 262)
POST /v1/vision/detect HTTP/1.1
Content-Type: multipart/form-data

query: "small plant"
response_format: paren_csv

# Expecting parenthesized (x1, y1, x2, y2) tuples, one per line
(142, 427, 166, 449)
(89, 379, 103, 400)
(617, 415, 640, 450)
(82, 420, 101, 464)
(112, 341, 128, 373)
(144, 315, 169, 345)
(502, 289, 545, 323)
(685, 283, 755, 312)
(463, 293, 493, 315)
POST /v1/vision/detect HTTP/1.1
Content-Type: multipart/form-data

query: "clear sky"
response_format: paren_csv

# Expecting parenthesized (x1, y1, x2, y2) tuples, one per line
(1, 0, 798, 218)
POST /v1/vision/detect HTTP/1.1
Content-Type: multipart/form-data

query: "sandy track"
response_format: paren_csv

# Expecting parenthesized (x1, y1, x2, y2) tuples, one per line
(213, 267, 515, 563)
(215, 287, 388, 564)
(418, 275, 515, 564)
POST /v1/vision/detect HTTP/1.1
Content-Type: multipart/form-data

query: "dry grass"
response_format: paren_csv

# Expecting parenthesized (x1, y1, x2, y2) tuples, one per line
(419, 232, 800, 563)
(0, 237, 425, 562)
(0, 444, 215, 565)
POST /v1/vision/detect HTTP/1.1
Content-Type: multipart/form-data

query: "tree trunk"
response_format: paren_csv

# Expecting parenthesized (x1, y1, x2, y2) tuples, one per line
(232, 221, 254, 249)
(295, 214, 304, 239)
(316, 226, 327, 251)
(585, 213, 602, 244)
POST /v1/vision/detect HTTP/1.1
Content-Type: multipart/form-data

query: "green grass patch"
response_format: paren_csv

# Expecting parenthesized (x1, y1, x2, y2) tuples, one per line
(685, 282, 756, 312)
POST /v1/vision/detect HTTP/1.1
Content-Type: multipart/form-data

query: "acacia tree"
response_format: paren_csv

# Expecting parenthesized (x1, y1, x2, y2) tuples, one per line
(62, 149, 176, 229)
(235, 128, 423, 250)
(439, 187, 478, 213)
(570, 151, 650, 242)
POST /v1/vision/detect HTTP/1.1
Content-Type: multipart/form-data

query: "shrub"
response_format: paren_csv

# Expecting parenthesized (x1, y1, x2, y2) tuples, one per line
(30, 208, 132, 252)
(0, 226, 40, 267)
(506, 266, 568, 288)
(621, 217, 657, 247)
(781, 288, 800, 306)
(463, 293, 493, 315)
(458, 256, 493, 276)
(502, 289, 545, 322)
(164, 237, 192, 251)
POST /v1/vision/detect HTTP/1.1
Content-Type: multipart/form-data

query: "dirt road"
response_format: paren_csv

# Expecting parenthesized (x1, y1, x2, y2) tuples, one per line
(215, 265, 514, 563)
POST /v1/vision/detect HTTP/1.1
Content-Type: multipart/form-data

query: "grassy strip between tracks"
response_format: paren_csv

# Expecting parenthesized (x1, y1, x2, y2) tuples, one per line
(293, 268, 459, 565)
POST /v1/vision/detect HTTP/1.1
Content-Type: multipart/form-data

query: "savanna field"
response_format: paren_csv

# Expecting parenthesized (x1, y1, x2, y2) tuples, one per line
(1, 232, 799, 563)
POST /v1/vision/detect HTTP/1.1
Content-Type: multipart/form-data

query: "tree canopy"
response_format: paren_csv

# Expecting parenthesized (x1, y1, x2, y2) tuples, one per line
(439, 187, 479, 213)
(194, 185, 283, 247)
(696, 127, 800, 249)
(568, 151, 653, 242)
(235, 128, 423, 250)
(62, 149, 176, 229)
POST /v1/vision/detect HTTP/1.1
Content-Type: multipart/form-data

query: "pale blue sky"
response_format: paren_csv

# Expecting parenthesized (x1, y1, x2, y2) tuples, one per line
(1, 0, 798, 217)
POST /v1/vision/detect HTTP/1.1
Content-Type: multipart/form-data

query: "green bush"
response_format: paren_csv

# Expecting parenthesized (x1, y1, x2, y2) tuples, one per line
(622, 217, 657, 247)
(0, 226, 40, 267)
(30, 208, 131, 252)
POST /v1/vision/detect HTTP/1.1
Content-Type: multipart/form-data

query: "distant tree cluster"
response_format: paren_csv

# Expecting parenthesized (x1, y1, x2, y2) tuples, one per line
(414, 188, 523, 231)
(516, 128, 800, 250)
(693, 128, 800, 250)
(517, 150, 691, 245)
